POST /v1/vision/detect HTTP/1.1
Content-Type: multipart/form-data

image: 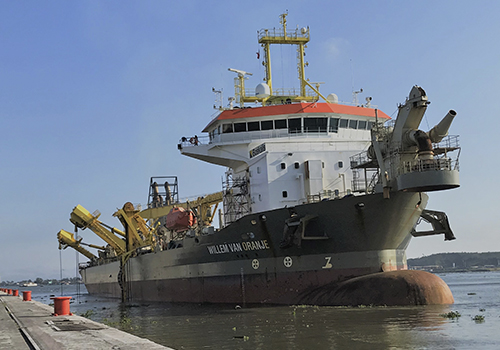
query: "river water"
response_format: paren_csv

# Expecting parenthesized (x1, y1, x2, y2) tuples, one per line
(13, 271, 500, 349)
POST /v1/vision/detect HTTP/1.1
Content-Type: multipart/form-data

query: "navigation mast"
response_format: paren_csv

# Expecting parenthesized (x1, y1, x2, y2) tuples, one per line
(230, 12, 329, 107)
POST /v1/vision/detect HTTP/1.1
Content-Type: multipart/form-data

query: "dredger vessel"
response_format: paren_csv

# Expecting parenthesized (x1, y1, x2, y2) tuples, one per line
(58, 14, 460, 305)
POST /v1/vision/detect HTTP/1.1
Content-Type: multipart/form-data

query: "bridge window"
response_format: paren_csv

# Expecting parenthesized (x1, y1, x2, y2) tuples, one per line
(288, 118, 301, 134)
(275, 119, 287, 129)
(349, 120, 358, 129)
(223, 124, 233, 133)
(358, 120, 367, 130)
(248, 121, 260, 131)
(329, 118, 339, 133)
(261, 120, 273, 130)
(339, 119, 348, 128)
(304, 117, 327, 133)
(234, 122, 247, 132)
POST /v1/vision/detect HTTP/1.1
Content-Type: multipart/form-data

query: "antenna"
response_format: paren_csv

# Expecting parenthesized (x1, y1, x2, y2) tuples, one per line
(228, 69, 253, 107)
(228, 96, 235, 109)
(212, 87, 223, 110)
(228, 68, 253, 77)
(350, 58, 354, 95)
(353, 88, 363, 106)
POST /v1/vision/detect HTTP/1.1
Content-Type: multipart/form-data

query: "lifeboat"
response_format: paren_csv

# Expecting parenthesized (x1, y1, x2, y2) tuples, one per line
(166, 207, 197, 232)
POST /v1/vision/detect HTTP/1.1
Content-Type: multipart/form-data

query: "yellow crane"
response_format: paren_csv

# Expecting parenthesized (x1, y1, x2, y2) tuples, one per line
(113, 202, 156, 250)
(69, 204, 127, 256)
(57, 229, 104, 260)
(58, 191, 223, 261)
(139, 191, 223, 226)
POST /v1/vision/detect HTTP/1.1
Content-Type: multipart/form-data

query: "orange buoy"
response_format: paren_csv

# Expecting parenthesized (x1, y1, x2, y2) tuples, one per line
(50, 296, 72, 316)
(22, 291, 32, 301)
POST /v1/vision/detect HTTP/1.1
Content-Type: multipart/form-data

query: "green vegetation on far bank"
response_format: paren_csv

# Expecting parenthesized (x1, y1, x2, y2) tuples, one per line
(0, 276, 81, 287)
(408, 252, 500, 272)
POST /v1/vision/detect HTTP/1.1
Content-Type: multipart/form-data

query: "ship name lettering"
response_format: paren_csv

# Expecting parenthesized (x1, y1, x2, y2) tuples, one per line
(241, 240, 270, 251)
(207, 243, 230, 255)
(228, 243, 243, 252)
(207, 240, 269, 255)
(249, 143, 266, 158)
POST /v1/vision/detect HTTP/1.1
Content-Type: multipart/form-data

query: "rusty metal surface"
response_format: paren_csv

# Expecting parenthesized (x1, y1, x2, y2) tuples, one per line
(307, 270, 454, 306)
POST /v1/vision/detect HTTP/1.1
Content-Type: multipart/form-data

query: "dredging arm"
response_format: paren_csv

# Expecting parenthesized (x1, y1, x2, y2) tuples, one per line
(360, 85, 460, 194)
(351, 85, 460, 241)
(139, 191, 223, 226)
(70, 204, 127, 256)
(57, 229, 102, 260)
(59, 190, 223, 260)
(113, 202, 156, 250)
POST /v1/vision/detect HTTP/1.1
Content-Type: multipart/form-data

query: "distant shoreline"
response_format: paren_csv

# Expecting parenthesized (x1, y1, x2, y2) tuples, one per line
(410, 267, 500, 273)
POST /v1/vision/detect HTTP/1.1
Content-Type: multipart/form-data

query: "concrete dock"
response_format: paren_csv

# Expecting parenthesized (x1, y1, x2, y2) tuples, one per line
(0, 292, 173, 350)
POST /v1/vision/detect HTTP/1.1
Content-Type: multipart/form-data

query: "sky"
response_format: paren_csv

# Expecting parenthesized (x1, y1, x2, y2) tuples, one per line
(1, 1, 499, 281)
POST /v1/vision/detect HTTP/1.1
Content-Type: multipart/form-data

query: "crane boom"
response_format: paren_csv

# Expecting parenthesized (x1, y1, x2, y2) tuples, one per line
(113, 202, 155, 250)
(70, 204, 127, 255)
(57, 229, 98, 260)
(139, 191, 223, 224)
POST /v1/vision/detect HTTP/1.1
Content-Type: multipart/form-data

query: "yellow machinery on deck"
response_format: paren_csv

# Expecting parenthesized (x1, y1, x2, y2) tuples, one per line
(57, 191, 223, 260)
(57, 229, 103, 260)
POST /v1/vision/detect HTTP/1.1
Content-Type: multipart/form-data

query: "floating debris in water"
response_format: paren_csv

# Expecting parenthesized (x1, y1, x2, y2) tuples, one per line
(440, 311, 461, 319)
(233, 335, 250, 341)
(467, 292, 476, 295)
(472, 315, 485, 323)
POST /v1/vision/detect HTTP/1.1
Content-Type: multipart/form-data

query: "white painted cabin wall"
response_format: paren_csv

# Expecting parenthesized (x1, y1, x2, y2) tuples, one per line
(249, 157, 270, 213)
(246, 138, 372, 213)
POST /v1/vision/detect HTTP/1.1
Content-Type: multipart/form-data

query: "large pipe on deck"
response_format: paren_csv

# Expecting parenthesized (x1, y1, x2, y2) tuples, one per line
(404, 129, 434, 159)
(428, 110, 457, 143)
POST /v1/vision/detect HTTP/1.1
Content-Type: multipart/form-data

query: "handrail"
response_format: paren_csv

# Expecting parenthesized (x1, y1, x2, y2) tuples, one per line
(398, 158, 460, 176)
(177, 129, 358, 150)
(258, 28, 309, 41)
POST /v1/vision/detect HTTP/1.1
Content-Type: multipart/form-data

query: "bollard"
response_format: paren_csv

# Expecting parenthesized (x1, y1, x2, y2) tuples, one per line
(50, 296, 72, 316)
(12, 289, 19, 297)
(7, 289, 12, 295)
(22, 291, 32, 301)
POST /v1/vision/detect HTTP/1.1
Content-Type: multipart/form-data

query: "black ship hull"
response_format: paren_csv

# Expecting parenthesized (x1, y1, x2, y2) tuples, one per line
(81, 191, 427, 305)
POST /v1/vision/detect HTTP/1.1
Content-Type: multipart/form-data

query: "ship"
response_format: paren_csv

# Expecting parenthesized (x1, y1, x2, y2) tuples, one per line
(58, 14, 460, 306)
(21, 282, 37, 287)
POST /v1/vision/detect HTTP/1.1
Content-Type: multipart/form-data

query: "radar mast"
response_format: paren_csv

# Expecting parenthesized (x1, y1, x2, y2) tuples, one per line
(230, 13, 329, 107)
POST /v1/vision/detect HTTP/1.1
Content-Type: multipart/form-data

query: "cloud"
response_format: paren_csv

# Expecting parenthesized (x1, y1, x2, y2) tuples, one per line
(322, 37, 351, 59)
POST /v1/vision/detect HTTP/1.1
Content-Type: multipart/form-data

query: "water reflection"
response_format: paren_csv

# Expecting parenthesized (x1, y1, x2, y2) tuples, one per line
(81, 303, 454, 350)
(20, 272, 500, 350)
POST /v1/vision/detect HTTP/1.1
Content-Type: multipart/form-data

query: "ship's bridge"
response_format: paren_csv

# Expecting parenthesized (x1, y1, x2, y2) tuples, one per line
(179, 102, 390, 152)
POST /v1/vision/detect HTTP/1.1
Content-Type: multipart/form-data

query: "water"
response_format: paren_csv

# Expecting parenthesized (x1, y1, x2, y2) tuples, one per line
(12, 271, 500, 349)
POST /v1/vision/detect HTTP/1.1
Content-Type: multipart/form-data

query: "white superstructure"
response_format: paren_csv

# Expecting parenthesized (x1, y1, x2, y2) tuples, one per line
(179, 102, 390, 224)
